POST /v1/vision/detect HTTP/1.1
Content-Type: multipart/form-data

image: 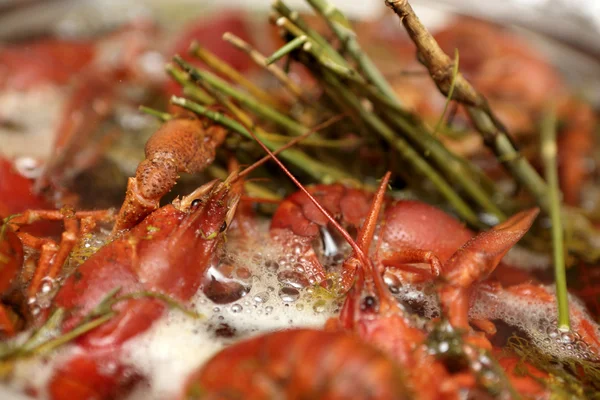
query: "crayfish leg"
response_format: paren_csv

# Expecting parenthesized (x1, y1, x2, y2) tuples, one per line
(0, 305, 19, 337)
(10, 209, 114, 306)
(380, 248, 443, 283)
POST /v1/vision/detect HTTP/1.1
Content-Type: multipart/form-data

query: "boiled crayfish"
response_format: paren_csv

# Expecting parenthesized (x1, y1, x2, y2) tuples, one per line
(180, 113, 600, 399)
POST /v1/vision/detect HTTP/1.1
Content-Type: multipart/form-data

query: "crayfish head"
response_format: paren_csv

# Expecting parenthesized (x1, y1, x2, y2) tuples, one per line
(175, 176, 241, 241)
(153, 176, 241, 300)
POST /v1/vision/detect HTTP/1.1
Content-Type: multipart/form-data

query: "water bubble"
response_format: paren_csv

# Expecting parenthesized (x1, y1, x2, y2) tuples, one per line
(265, 306, 273, 315)
(215, 323, 236, 338)
(384, 273, 401, 294)
(277, 270, 309, 289)
(546, 326, 559, 339)
(230, 304, 243, 313)
(279, 287, 300, 303)
(102, 361, 118, 375)
(264, 260, 279, 272)
(203, 278, 249, 304)
(560, 331, 576, 344)
(253, 292, 269, 303)
(313, 300, 326, 313)
(41, 282, 53, 294)
(292, 243, 303, 256)
(437, 342, 449, 353)
(236, 267, 251, 279)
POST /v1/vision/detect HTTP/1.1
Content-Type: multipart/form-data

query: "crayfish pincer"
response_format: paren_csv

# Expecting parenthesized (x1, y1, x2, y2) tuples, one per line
(112, 114, 227, 233)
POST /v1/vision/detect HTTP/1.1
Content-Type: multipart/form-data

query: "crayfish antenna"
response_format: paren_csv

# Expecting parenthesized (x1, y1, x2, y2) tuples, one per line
(235, 118, 369, 268)
(356, 172, 391, 252)
(339, 172, 392, 292)
(237, 114, 345, 180)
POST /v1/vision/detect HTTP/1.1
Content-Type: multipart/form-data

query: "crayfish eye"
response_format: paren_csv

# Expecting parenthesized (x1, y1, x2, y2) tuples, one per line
(191, 199, 202, 209)
(219, 222, 227, 232)
(360, 295, 378, 312)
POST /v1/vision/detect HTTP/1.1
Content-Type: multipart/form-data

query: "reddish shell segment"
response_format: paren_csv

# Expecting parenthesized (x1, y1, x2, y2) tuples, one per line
(270, 184, 372, 238)
(47, 180, 239, 398)
(0, 157, 59, 237)
(165, 12, 257, 98)
(0, 157, 53, 216)
(494, 350, 549, 397)
(48, 351, 141, 400)
(434, 18, 562, 110)
(113, 116, 227, 233)
(181, 328, 409, 400)
(55, 182, 238, 349)
(0, 226, 23, 294)
(0, 39, 95, 90)
(382, 200, 473, 263)
(271, 186, 474, 261)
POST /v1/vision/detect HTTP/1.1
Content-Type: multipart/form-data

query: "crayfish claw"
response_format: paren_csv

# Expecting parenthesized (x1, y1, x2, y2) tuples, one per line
(443, 208, 540, 288)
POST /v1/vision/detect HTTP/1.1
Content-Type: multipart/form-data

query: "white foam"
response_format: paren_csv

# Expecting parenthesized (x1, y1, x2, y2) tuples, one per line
(394, 279, 600, 361)
(120, 228, 338, 399)
(7, 218, 599, 399)
(471, 285, 600, 360)
(6, 344, 79, 399)
(122, 311, 224, 400)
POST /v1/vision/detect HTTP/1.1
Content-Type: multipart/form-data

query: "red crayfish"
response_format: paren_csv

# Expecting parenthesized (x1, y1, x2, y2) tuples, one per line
(180, 113, 600, 399)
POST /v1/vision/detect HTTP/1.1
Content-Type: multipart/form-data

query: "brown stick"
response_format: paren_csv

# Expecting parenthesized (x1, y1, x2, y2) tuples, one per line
(385, 0, 550, 212)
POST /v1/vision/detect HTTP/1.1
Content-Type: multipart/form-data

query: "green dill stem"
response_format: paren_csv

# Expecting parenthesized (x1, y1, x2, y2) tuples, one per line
(115, 291, 202, 320)
(385, 113, 505, 221)
(306, 0, 401, 104)
(385, 0, 551, 214)
(265, 35, 307, 65)
(273, 0, 347, 65)
(173, 59, 305, 135)
(467, 109, 550, 213)
(207, 165, 282, 201)
(165, 64, 214, 105)
(18, 309, 66, 354)
(0, 308, 67, 359)
(170, 96, 356, 184)
(260, 132, 361, 148)
(221, 33, 310, 103)
(178, 64, 354, 163)
(273, 5, 500, 220)
(139, 106, 173, 122)
(433, 49, 459, 136)
(82, 286, 122, 323)
(33, 313, 116, 356)
(541, 106, 570, 331)
(348, 63, 499, 198)
(275, 17, 362, 84)
(321, 70, 480, 226)
(189, 42, 280, 109)
(182, 86, 215, 105)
